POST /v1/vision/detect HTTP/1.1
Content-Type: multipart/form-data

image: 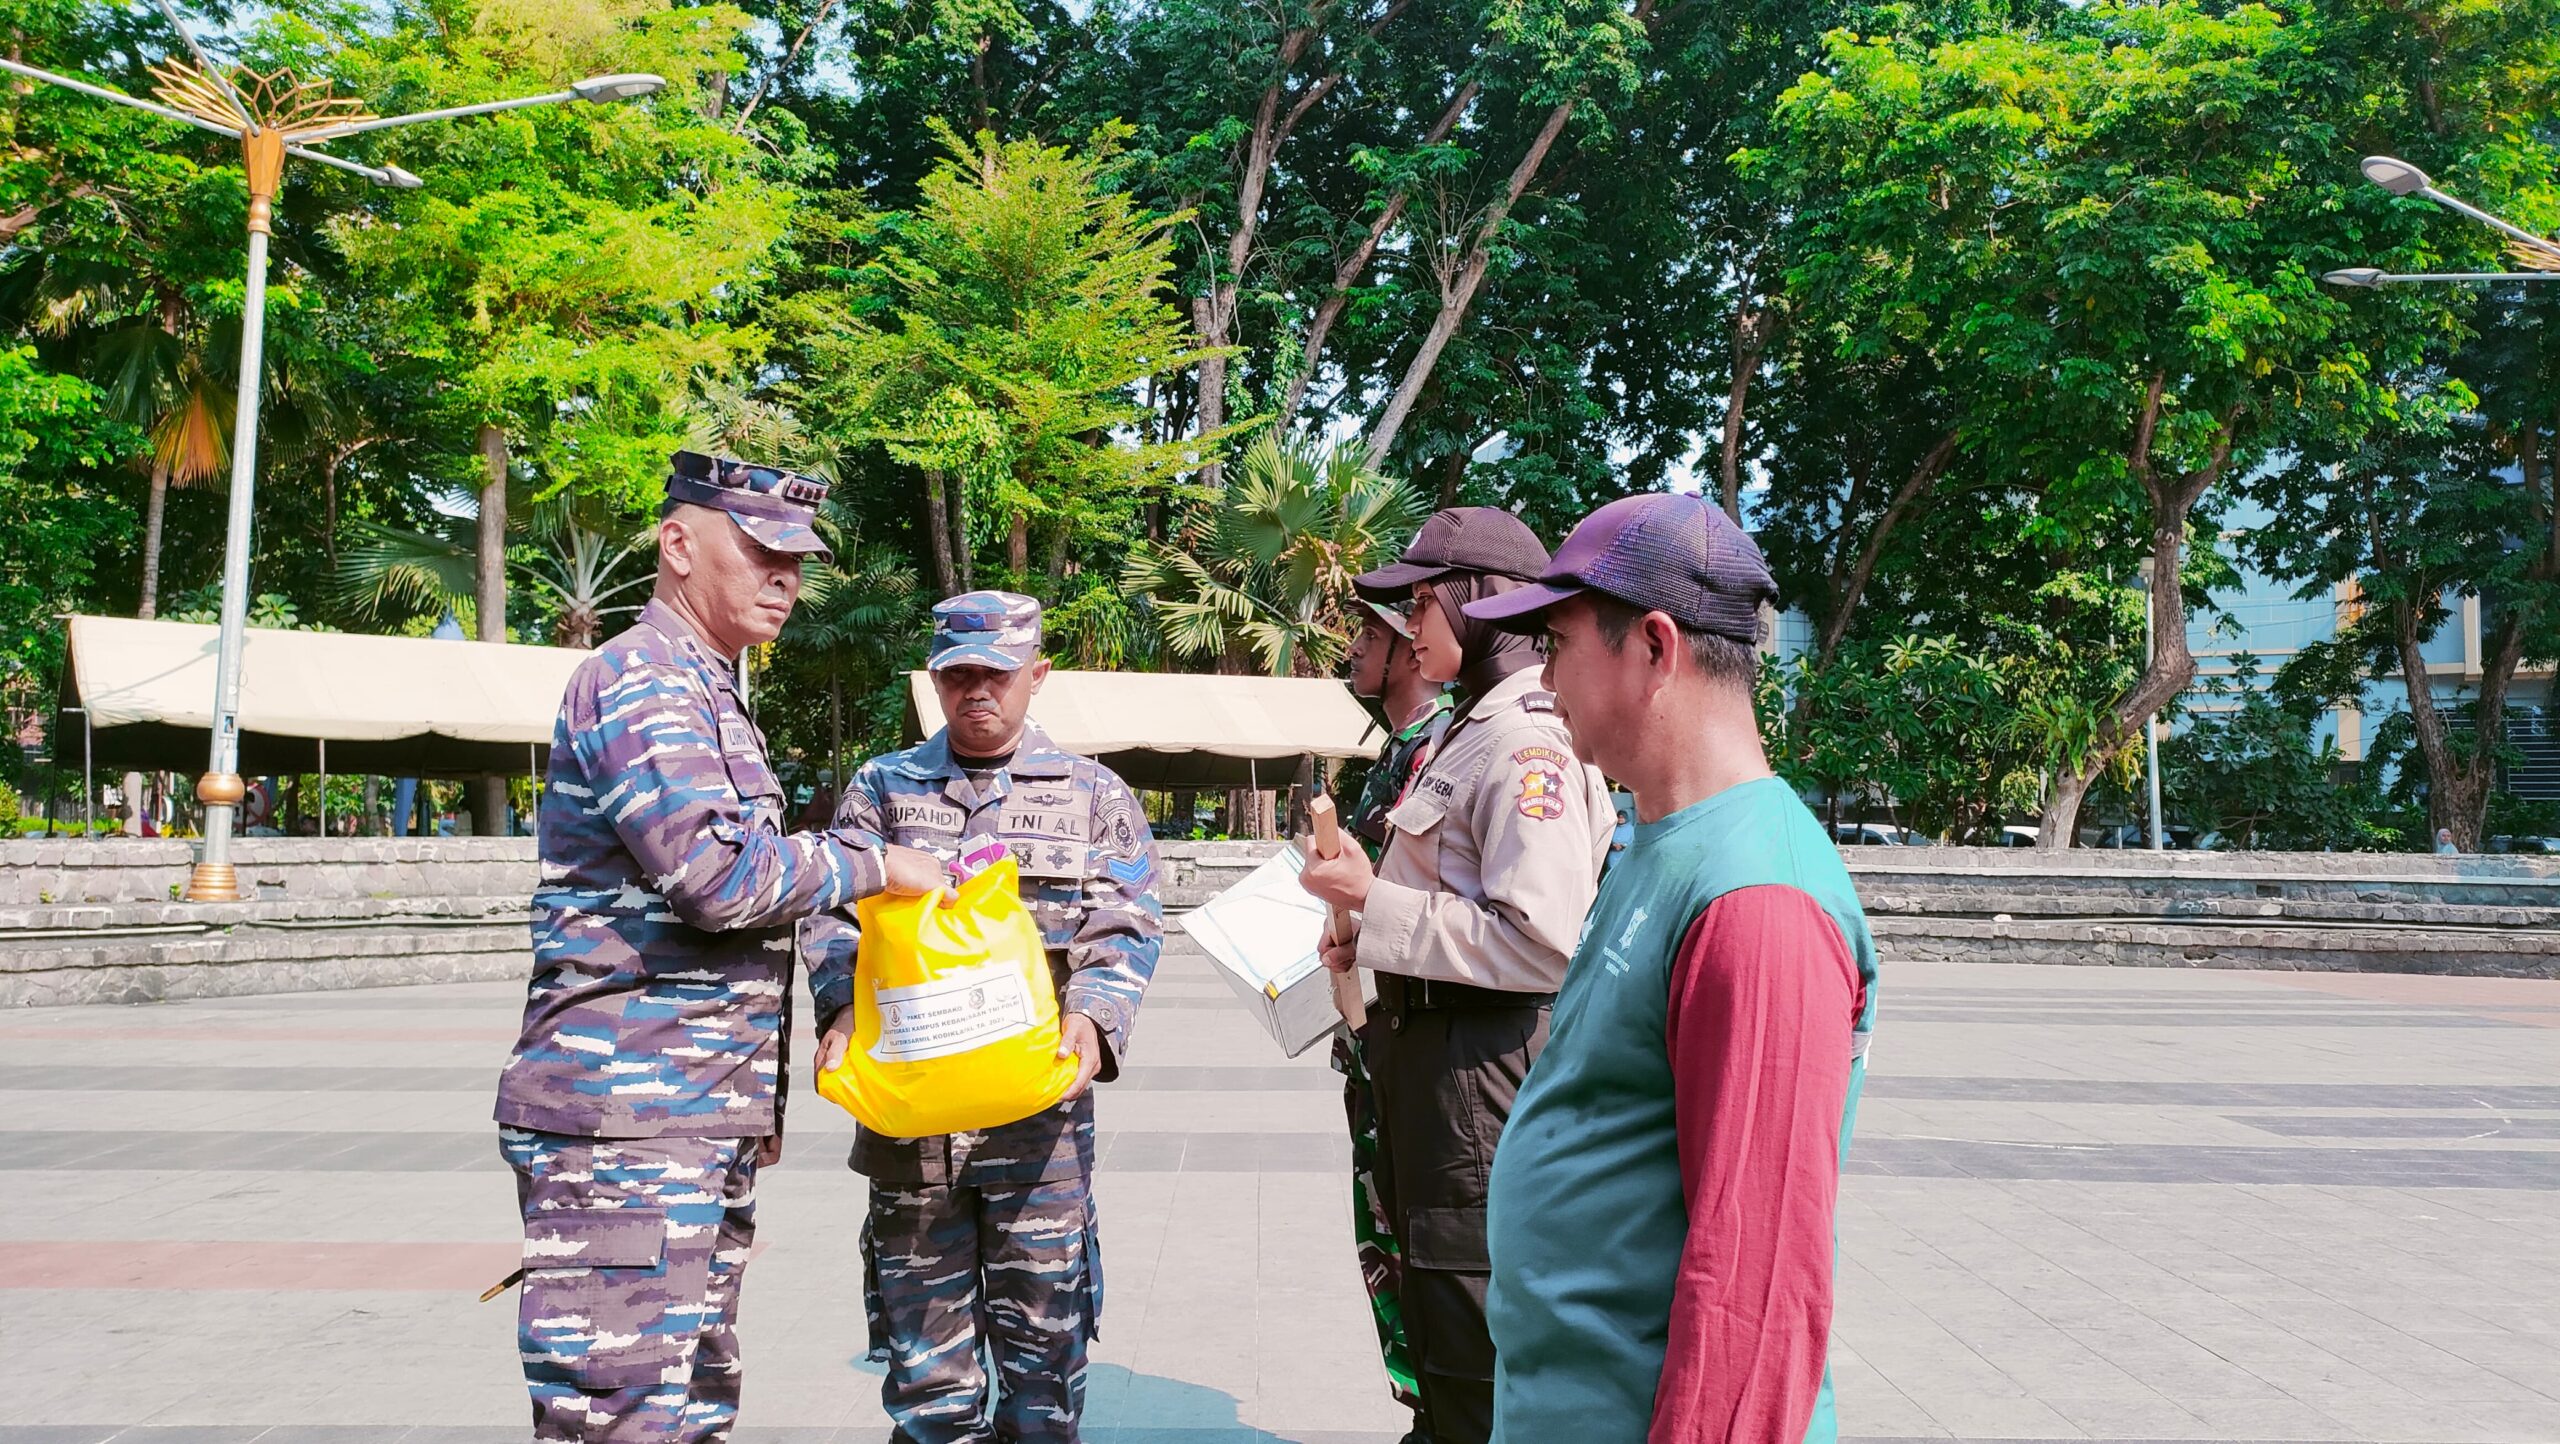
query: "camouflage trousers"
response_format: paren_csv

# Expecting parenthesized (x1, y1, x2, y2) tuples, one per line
(500, 1128, 760, 1443)
(1332, 1029, 1422, 1416)
(861, 1175, 1100, 1444)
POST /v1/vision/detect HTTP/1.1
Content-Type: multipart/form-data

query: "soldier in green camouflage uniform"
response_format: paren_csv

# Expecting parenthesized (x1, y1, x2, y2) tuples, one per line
(805, 591, 1162, 1444)
(1339, 600, 1451, 1438)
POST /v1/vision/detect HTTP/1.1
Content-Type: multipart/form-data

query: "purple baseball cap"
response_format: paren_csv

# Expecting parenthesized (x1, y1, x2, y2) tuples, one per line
(666, 450, 834, 562)
(1462, 492, 1777, 643)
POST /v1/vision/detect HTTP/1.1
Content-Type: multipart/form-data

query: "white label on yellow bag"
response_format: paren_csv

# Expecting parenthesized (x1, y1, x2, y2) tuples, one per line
(868, 963, 1038, 1064)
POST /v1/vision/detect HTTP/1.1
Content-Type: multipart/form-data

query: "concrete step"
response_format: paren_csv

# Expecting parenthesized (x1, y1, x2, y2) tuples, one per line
(0, 896, 531, 937)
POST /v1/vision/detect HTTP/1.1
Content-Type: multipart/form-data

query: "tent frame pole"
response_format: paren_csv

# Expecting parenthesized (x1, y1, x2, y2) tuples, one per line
(318, 738, 328, 837)
(79, 707, 92, 836)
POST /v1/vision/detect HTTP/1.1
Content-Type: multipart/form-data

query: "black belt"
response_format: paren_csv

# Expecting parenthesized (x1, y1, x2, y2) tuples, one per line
(1377, 973, 1554, 1013)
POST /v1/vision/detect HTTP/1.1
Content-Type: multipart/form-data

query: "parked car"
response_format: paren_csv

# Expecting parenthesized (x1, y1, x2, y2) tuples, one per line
(1832, 822, 1930, 846)
(2090, 823, 2211, 849)
(1995, 825, 2040, 847)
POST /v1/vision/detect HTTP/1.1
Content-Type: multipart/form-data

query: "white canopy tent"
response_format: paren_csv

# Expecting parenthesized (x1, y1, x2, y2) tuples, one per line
(56, 615, 592, 780)
(906, 668, 1384, 789)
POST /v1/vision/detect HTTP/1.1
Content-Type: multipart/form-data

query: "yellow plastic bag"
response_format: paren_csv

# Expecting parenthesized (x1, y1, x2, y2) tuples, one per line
(816, 856, 1079, 1136)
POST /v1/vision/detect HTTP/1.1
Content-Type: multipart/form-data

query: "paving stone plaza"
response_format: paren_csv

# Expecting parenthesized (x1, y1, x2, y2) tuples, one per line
(1, 944, 2555, 1444)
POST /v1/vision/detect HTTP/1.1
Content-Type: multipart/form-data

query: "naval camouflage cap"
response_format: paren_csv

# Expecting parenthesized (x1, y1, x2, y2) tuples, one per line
(929, 590, 1043, 672)
(666, 450, 834, 562)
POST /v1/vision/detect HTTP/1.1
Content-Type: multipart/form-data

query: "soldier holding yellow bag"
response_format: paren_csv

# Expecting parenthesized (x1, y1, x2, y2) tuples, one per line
(803, 590, 1163, 1444)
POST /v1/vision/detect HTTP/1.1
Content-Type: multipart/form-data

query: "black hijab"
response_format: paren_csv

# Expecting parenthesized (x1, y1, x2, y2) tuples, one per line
(1426, 571, 1543, 715)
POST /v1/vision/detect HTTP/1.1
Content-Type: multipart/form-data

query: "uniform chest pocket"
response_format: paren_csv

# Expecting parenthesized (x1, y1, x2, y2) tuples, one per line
(1384, 788, 1452, 841)
(721, 747, 784, 833)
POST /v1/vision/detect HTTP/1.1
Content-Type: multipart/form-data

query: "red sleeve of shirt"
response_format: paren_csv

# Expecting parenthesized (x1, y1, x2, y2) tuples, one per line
(1648, 884, 1864, 1444)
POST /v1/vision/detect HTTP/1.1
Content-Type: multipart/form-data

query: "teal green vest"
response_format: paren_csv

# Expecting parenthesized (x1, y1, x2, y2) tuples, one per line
(1485, 776, 1878, 1443)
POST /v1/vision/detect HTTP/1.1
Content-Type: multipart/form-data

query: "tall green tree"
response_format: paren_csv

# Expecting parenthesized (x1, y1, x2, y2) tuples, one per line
(0, 345, 135, 762)
(1751, 1, 2469, 846)
(327, 0, 798, 634)
(789, 123, 1226, 596)
(2239, 0, 2560, 849)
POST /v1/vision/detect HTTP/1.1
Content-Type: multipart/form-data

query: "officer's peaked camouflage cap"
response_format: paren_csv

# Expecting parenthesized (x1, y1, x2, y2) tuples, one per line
(929, 590, 1042, 672)
(666, 450, 834, 562)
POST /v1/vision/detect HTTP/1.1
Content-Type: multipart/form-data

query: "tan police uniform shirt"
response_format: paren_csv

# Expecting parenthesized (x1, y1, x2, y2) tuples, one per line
(1353, 666, 1613, 991)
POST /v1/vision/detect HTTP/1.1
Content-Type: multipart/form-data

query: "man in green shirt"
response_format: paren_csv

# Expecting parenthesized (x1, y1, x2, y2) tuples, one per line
(1465, 493, 1879, 1444)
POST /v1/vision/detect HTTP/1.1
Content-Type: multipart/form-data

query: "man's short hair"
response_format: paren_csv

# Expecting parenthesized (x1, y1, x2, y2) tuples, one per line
(1587, 594, 1758, 687)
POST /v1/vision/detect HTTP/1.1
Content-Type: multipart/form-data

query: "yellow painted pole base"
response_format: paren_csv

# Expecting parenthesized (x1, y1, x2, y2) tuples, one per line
(183, 862, 241, 902)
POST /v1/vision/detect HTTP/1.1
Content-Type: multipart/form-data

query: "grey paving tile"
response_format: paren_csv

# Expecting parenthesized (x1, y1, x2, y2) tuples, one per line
(1177, 1131, 1348, 1172)
(2227, 1113, 2560, 1140)
(1867, 1077, 2560, 1109)
(1847, 1137, 2560, 1188)
(1118, 1066, 1338, 1092)
(0, 1066, 490, 1093)
(1883, 1007, 2524, 1027)
(824, 1434, 1405, 1443)
(8, 955, 2557, 1442)
(1095, 1132, 1188, 1172)
(0, 1063, 1340, 1095)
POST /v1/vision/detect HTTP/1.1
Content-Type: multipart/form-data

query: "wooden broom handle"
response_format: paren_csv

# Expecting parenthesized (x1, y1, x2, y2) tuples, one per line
(1308, 797, 1367, 1028)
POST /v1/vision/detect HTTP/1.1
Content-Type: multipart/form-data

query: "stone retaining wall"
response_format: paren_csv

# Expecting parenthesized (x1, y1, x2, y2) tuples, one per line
(9, 837, 2560, 1006)
(0, 837, 539, 908)
(4, 924, 531, 1008)
(1872, 915, 2560, 978)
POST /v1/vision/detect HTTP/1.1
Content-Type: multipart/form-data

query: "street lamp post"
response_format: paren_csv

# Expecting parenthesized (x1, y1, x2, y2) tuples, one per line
(2135, 560, 2165, 851)
(4, 17, 661, 900)
(2322, 155, 2560, 289)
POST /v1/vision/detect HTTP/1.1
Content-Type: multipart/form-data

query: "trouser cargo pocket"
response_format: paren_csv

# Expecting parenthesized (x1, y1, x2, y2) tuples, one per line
(518, 1206, 684, 1391)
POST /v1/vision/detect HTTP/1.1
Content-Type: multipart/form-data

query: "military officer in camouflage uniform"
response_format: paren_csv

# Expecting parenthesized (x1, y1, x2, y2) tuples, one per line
(1337, 598, 1451, 1435)
(1348, 599, 1455, 852)
(494, 451, 945, 1444)
(805, 590, 1163, 1444)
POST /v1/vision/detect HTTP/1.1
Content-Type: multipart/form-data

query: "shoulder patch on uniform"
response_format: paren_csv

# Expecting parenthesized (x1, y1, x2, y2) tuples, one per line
(1093, 778, 1148, 855)
(1512, 746, 1570, 821)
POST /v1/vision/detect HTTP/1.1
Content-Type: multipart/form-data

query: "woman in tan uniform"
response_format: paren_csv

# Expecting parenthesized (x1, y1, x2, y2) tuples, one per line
(1301, 507, 1613, 1444)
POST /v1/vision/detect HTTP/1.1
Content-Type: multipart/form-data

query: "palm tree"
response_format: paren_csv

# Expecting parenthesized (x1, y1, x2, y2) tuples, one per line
(1121, 432, 1426, 677)
(690, 376, 842, 483)
(522, 509, 656, 649)
(31, 268, 233, 618)
(331, 505, 479, 628)
(786, 516, 923, 785)
(332, 492, 653, 649)
(126, 349, 232, 618)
